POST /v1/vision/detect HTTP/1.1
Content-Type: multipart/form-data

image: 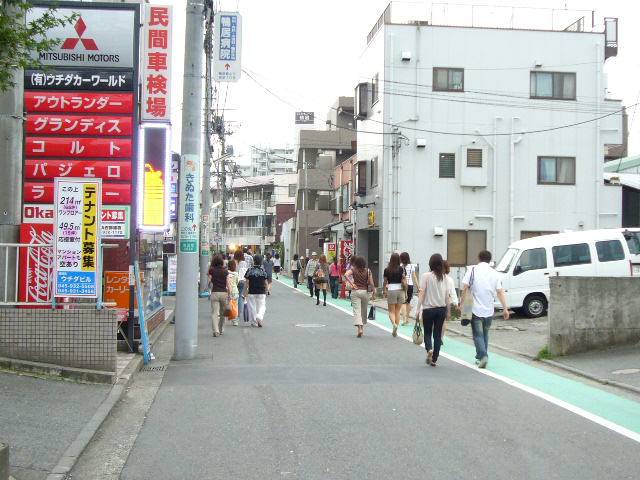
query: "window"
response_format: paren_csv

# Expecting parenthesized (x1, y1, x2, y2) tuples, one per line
(538, 156, 575, 185)
(288, 184, 296, 197)
(466, 149, 483, 168)
(447, 230, 487, 266)
(433, 67, 464, 92)
(552, 243, 591, 267)
(596, 240, 625, 262)
(531, 72, 576, 100)
(341, 184, 349, 212)
(356, 161, 367, 196)
(439, 153, 455, 178)
(355, 82, 369, 119)
(521, 231, 558, 240)
(372, 73, 379, 105)
(623, 231, 640, 254)
(370, 156, 378, 187)
(514, 248, 547, 275)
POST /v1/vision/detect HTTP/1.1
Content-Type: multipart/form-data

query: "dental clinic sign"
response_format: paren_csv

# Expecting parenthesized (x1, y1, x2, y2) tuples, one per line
(26, 6, 136, 68)
(53, 178, 102, 298)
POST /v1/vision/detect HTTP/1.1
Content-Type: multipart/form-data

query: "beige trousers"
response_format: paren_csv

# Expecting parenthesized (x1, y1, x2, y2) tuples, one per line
(210, 292, 229, 334)
(351, 289, 369, 326)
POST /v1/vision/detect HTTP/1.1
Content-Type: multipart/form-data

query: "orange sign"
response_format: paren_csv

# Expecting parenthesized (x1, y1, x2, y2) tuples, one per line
(104, 271, 134, 309)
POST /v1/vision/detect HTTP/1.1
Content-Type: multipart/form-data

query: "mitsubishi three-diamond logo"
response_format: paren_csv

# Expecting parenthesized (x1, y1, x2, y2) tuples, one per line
(61, 17, 98, 50)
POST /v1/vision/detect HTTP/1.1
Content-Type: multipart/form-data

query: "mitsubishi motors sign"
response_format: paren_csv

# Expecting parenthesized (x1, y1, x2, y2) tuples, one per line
(26, 7, 136, 68)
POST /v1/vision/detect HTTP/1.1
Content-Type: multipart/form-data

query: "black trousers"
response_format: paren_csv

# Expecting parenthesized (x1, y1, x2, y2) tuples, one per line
(292, 270, 300, 287)
(307, 276, 314, 296)
(422, 307, 447, 362)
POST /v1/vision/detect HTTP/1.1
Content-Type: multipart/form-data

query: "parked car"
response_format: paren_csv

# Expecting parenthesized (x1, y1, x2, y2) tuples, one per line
(494, 228, 640, 318)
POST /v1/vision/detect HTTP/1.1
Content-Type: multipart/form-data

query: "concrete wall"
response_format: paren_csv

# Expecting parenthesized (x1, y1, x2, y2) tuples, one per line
(549, 277, 640, 355)
(0, 309, 117, 372)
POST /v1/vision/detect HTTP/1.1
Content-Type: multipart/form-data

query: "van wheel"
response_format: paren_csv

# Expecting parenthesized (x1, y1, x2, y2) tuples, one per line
(523, 294, 547, 318)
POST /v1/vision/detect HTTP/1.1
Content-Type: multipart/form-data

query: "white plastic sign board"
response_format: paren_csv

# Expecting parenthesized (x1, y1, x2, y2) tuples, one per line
(178, 155, 200, 253)
(213, 12, 242, 82)
(167, 254, 177, 292)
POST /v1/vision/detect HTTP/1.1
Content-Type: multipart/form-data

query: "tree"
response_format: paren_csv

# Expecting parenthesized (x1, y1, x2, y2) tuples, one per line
(0, 0, 77, 91)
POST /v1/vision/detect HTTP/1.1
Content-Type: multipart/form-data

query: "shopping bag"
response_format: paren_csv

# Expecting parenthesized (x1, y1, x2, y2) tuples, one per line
(368, 305, 376, 321)
(228, 298, 238, 321)
(461, 267, 474, 326)
(243, 298, 255, 326)
(412, 319, 424, 345)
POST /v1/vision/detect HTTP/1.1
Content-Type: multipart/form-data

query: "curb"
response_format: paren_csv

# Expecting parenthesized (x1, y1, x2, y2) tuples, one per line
(372, 302, 640, 397)
(45, 308, 175, 480)
(0, 357, 115, 384)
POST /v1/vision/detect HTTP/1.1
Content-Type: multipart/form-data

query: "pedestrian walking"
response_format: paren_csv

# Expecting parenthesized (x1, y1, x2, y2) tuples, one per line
(416, 253, 453, 366)
(234, 249, 248, 322)
(400, 251, 419, 326)
(441, 260, 459, 343)
(244, 254, 269, 327)
(208, 254, 232, 337)
(273, 253, 281, 279)
(313, 254, 330, 306)
(264, 253, 274, 295)
(290, 254, 302, 288)
(343, 255, 377, 338)
(227, 259, 240, 326)
(329, 256, 340, 298)
(243, 247, 253, 265)
(383, 252, 407, 337)
(458, 250, 510, 369)
(305, 252, 319, 298)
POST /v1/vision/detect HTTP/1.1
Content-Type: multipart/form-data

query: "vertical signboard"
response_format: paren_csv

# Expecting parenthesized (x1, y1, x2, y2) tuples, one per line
(213, 12, 242, 82)
(178, 155, 200, 253)
(139, 124, 170, 230)
(167, 254, 177, 293)
(141, 5, 173, 122)
(53, 178, 102, 297)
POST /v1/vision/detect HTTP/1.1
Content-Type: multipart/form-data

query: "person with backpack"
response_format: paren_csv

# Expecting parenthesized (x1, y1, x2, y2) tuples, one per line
(290, 254, 302, 288)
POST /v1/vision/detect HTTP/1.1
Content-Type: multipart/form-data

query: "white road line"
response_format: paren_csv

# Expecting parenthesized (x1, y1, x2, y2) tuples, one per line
(276, 278, 640, 444)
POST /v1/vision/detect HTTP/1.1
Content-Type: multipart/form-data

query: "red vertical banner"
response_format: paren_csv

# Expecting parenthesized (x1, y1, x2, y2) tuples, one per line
(141, 5, 173, 122)
(19, 223, 55, 304)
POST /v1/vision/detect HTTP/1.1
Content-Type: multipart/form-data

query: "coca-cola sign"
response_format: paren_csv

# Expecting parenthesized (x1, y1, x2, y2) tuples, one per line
(19, 223, 54, 304)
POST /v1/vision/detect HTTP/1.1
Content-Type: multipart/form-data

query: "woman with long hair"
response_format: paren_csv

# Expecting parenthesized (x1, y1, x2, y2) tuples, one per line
(329, 255, 341, 298)
(400, 251, 419, 326)
(441, 260, 459, 343)
(234, 249, 248, 322)
(208, 254, 232, 337)
(313, 254, 330, 306)
(290, 253, 301, 288)
(343, 255, 377, 337)
(383, 252, 406, 337)
(416, 253, 453, 366)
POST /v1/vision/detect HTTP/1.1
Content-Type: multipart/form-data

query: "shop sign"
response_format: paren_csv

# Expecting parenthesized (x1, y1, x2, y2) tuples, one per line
(22, 204, 129, 239)
(26, 7, 136, 68)
(25, 69, 134, 91)
(368, 210, 375, 227)
(25, 182, 130, 204)
(26, 159, 132, 181)
(18, 223, 54, 304)
(167, 254, 177, 293)
(26, 114, 133, 136)
(53, 178, 102, 297)
(139, 124, 170, 230)
(295, 112, 314, 124)
(178, 155, 200, 253)
(104, 271, 134, 309)
(26, 137, 132, 158)
(213, 12, 242, 82)
(24, 92, 134, 113)
(141, 5, 173, 122)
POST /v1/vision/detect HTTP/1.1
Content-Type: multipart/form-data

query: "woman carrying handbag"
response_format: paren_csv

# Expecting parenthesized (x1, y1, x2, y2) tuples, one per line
(343, 255, 377, 338)
(208, 254, 232, 337)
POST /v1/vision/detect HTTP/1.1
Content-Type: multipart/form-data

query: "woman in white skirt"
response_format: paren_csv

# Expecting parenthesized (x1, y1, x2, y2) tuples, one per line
(244, 254, 269, 327)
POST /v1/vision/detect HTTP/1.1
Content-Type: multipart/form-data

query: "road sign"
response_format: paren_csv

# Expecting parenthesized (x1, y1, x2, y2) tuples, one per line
(178, 155, 200, 253)
(213, 12, 242, 82)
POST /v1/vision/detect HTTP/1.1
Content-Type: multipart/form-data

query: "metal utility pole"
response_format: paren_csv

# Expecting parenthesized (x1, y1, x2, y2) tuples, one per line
(174, 0, 205, 360)
(199, 7, 214, 295)
(0, 68, 23, 300)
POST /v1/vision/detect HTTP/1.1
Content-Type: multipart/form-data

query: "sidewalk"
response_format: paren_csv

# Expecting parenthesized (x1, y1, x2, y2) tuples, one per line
(0, 298, 174, 480)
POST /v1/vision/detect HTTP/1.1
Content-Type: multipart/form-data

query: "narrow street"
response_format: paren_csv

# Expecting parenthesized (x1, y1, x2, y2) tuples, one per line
(97, 281, 640, 480)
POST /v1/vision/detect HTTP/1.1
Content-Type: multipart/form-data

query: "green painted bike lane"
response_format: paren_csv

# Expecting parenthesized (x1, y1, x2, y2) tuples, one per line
(277, 276, 640, 438)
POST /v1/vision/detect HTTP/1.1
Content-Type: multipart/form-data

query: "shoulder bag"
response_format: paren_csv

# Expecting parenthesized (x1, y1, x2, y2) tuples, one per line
(461, 267, 474, 326)
(412, 318, 424, 345)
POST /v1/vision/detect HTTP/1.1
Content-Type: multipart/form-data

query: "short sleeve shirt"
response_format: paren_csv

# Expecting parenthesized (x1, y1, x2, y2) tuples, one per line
(462, 262, 503, 317)
(245, 267, 268, 294)
(208, 267, 228, 293)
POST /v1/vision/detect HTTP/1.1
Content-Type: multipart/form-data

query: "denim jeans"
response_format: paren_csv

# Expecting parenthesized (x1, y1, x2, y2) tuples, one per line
(237, 281, 246, 320)
(471, 314, 493, 360)
(329, 275, 339, 298)
(423, 307, 447, 362)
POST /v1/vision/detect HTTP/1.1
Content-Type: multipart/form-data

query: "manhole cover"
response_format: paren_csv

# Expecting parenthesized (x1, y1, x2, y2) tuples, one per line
(140, 365, 167, 372)
(295, 324, 326, 328)
(612, 368, 640, 375)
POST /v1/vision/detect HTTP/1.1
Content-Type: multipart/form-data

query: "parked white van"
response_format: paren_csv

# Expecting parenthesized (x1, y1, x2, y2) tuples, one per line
(495, 229, 640, 318)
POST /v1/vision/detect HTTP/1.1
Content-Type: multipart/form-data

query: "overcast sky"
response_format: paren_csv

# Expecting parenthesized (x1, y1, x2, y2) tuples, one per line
(156, 0, 640, 164)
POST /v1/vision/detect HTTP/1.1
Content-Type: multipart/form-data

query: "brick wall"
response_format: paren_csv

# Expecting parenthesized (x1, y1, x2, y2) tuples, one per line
(0, 309, 117, 372)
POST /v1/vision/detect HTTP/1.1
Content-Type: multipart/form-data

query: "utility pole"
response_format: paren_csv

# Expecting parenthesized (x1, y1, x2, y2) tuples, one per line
(174, 0, 205, 361)
(199, 5, 214, 295)
(0, 67, 23, 300)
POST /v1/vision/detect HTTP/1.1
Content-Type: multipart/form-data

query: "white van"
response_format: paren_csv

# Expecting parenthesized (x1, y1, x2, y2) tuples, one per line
(495, 228, 640, 318)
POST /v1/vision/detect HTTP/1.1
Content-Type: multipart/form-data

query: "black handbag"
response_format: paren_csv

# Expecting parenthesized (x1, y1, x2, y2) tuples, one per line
(368, 305, 376, 320)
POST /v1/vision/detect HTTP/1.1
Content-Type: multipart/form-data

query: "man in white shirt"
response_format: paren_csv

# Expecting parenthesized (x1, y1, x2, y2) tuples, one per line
(304, 252, 319, 298)
(459, 250, 510, 369)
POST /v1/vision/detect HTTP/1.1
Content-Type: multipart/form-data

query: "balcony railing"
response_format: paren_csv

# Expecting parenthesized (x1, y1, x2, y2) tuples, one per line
(226, 199, 275, 211)
(225, 226, 276, 237)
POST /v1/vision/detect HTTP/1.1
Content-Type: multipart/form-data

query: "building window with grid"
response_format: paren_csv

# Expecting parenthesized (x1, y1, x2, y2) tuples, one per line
(439, 153, 455, 178)
(530, 72, 576, 100)
(433, 67, 464, 92)
(538, 156, 576, 185)
(447, 230, 487, 266)
(288, 184, 296, 197)
(467, 149, 483, 168)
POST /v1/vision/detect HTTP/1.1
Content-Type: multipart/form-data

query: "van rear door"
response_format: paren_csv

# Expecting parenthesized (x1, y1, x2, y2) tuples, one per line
(622, 230, 640, 275)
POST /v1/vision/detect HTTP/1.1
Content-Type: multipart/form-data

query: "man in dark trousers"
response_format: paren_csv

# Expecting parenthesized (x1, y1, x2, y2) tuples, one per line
(304, 252, 319, 298)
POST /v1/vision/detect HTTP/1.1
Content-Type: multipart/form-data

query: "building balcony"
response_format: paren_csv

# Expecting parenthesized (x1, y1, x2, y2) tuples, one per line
(297, 168, 334, 192)
(223, 226, 276, 247)
(225, 199, 276, 217)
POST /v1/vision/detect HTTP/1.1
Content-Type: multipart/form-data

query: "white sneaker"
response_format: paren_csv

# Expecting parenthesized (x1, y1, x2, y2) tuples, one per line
(478, 357, 489, 369)
(232, 320, 239, 326)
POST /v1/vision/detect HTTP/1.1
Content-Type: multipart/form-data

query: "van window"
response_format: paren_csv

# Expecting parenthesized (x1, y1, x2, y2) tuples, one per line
(623, 231, 640, 254)
(496, 248, 518, 273)
(596, 240, 625, 262)
(552, 243, 591, 267)
(515, 248, 547, 275)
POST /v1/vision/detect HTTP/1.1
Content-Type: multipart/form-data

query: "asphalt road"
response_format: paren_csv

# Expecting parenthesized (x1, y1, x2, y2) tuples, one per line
(120, 281, 640, 480)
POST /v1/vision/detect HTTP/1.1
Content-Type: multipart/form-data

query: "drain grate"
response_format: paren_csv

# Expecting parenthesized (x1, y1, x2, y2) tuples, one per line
(140, 365, 167, 372)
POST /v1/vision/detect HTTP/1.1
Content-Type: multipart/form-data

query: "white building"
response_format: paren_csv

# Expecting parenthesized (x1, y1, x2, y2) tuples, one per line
(248, 146, 296, 176)
(354, 4, 623, 284)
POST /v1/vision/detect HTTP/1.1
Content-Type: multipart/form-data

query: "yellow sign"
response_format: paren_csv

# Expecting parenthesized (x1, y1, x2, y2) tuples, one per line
(143, 162, 165, 226)
(82, 183, 98, 272)
(368, 210, 375, 227)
